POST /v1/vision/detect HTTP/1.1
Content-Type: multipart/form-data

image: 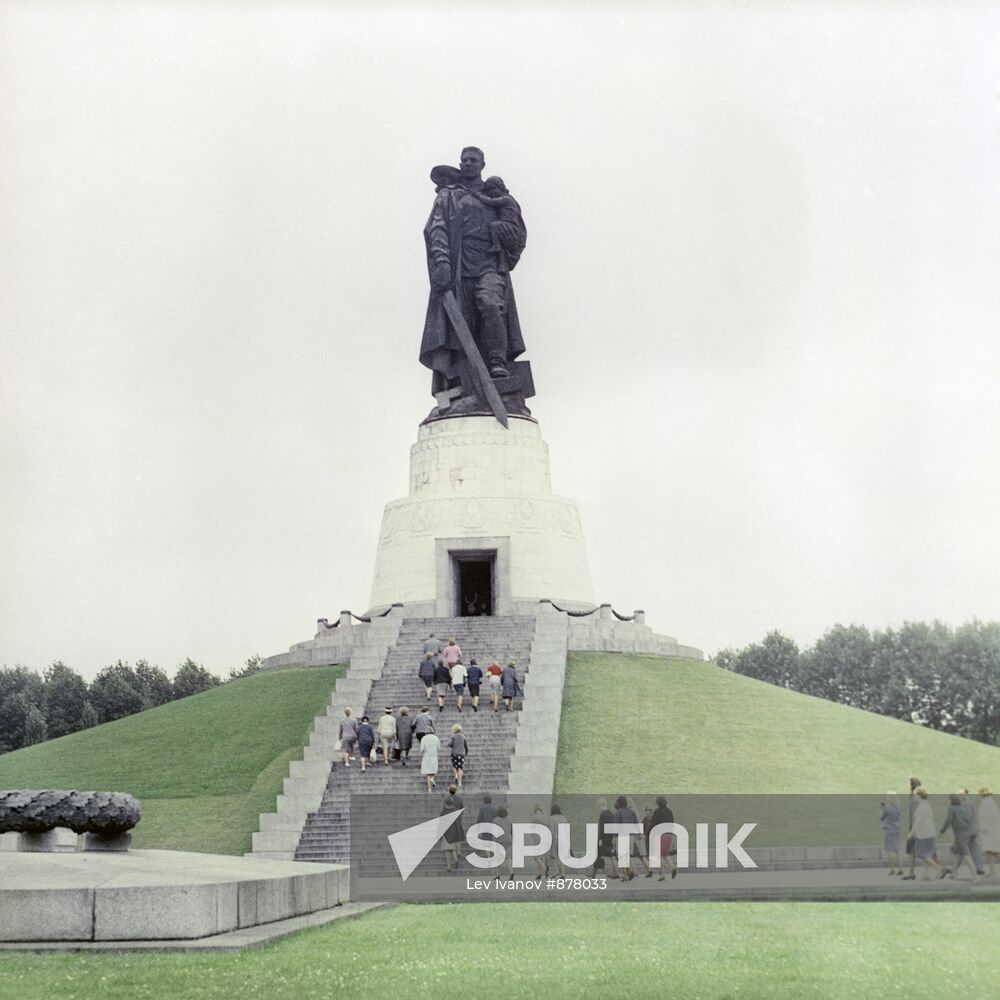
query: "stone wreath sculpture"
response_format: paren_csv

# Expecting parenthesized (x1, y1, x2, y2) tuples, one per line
(0, 789, 141, 836)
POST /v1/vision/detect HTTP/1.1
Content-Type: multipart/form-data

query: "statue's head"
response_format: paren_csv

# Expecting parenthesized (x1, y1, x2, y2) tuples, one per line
(460, 146, 485, 179)
(430, 164, 462, 191)
(483, 175, 508, 197)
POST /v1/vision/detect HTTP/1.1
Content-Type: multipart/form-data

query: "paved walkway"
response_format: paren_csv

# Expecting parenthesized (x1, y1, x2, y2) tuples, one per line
(353, 865, 1000, 903)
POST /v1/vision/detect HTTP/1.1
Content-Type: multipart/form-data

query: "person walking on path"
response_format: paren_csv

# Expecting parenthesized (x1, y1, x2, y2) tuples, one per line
(639, 804, 654, 877)
(501, 661, 521, 712)
(594, 797, 616, 877)
(613, 795, 645, 881)
(486, 659, 503, 711)
(531, 805, 548, 877)
(959, 788, 986, 875)
(495, 805, 513, 878)
(977, 787, 1000, 876)
(377, 707, 396, 767)
(356, 716, 376, 774)
(338, 707, 359, 769)
(414, 705, 434, 744)
(396, 706, 414, 766)
(466, 659, 483, 712)
(418, 652, 436, 701)
(880, 793, 902, 875)
(433, 658, 452, 713)
(448, 723, 469, 788)
(548, 804, 569, 877)
(908, 786, 946, 880)
(420, 725, 441, 792)
(940, 792, 981, 883)
(451, 659, 468, 712)
(651, 796, 678, 880)
(903, 776, 922, 879)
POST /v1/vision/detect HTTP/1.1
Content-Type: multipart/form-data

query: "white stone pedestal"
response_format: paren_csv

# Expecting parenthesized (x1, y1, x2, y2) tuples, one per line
(368, 416, 595, 615)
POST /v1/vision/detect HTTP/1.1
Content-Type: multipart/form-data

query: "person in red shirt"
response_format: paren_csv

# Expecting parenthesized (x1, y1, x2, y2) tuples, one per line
(486, 659, 503, 712)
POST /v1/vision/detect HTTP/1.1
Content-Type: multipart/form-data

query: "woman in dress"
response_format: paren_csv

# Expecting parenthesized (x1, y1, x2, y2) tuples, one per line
(907, 786, 946, 880)
(940, 792, 980, 883)
(448, 723, 468, 788)
(440, 785, 464, 872)
(418, 652, 436, 702)
(396, 705, 413, 766)
(420, 724, 441, 792)
(880, 793, 901, 875)
(651, 796, 677, 881)
(356, 715, 376, 774)
(977, 787, 1000, 877)
(501, 661, 521, 712)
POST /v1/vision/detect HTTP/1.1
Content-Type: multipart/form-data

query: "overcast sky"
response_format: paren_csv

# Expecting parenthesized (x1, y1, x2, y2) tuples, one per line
(2, 2, 998, 679)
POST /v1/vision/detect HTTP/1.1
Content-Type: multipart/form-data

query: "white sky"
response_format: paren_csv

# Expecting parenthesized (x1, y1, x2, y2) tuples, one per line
(2, 2, 998, 679)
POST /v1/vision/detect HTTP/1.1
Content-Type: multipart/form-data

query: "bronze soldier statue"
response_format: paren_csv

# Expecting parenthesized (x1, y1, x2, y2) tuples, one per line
(419, 147, 533, 423)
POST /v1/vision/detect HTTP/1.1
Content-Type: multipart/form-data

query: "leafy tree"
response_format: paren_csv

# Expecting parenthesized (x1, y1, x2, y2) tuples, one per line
(173, 658, 221, 699)
(894, 621, 953, 732)
(0, 691, 35, 752)
(799, 625, 877, 710)
(80, 701, 99, 730)
(732, 631, 800, 688)
(135, 659, 174, 708)
(89, 661, 144, 723)
(229, 654, 264, 681)
(23, 705, 48, 746)
(0, 665, 44, 710)
(946, 621, 1000, 745)
(713, 648, 738, 672)
(43, 661, 91, 737)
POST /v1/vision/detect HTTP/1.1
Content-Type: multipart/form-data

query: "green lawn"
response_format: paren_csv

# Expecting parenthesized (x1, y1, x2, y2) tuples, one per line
(1, 902, 999, 1000)
(556, 654, 1000, 793)
(0, 666, 344, 854)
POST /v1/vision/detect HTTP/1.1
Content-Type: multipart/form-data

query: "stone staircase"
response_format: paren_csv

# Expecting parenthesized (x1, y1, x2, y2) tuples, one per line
(294, 614, 539, 865)
(250, 608, 405, 859)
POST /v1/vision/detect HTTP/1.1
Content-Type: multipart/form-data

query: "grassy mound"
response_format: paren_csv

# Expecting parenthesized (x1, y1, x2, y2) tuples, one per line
(0, 666, 344, 854)
(555, 654, 1000, 793)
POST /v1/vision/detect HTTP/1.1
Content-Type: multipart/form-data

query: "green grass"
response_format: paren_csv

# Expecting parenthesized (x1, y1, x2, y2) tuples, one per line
(556, 654, 1000, 793)
(1, 902, 999, 999)
(0, 666, 344, 854)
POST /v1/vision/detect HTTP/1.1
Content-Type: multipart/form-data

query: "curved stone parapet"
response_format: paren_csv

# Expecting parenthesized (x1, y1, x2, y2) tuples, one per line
(0, 790, 141, 836)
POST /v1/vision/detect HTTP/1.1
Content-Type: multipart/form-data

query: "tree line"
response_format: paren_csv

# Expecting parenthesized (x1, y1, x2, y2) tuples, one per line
(714, 621, 1000, 747)
(0, 655, 263, 754)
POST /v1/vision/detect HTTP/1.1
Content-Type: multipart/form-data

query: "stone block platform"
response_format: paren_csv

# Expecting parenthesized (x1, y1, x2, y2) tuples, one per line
(0, 849, 348, 943)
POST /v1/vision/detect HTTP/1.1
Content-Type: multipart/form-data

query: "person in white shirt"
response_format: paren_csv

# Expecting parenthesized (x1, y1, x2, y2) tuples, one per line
(376, 707, 397, 767)
(907, 786, 946, 880)
(420, 727, 441, 793)
(450, 660, 468, 713)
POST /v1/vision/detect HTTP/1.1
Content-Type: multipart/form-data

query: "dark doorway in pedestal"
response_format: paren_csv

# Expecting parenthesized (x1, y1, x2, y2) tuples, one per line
(455, 556, 494, 617)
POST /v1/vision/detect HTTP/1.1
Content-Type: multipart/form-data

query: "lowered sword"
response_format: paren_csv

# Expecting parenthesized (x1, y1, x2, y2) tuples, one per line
(440, 289, 509, 429)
